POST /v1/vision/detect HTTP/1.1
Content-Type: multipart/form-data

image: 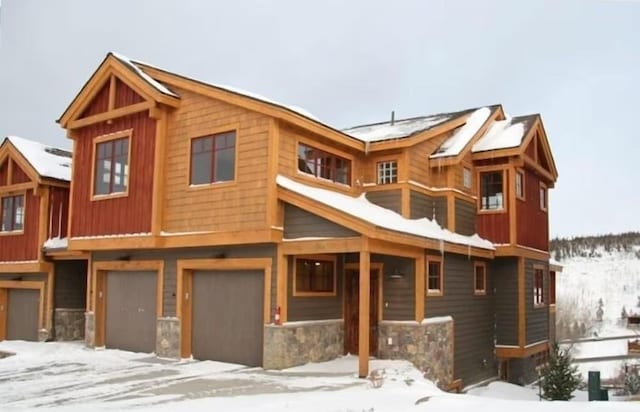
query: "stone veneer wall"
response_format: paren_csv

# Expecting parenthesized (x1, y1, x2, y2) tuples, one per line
(156, 317, 180, 359)
(377, 317, 454, 388)
(84, 312, 95, 347)
(263, 319, 343, 369)
(54, 308, 85, 341)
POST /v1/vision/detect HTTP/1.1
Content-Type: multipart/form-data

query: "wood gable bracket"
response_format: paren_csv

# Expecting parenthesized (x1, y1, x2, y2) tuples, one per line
(0, 141, 40, 190)
(519, 117, 558, 185)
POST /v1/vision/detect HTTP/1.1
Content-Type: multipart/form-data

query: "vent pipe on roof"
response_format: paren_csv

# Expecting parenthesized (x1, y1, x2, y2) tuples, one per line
(391, 111, 395, 125)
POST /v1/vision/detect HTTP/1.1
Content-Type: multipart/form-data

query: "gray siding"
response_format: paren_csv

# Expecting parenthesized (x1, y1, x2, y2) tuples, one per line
(508, 356, 538, 385)
(424, 253, 496, 385)
(92, 244, 277, 319)
(287, 255, 343, 321)
(410, 191, 447, 228)
(365, 190, 401, 214)
(374, 254, 415, 321)
(454, 198, 476, 236)
(525, 258, 549, 345)
(54, 260, 87, 309)
(283, 204, 358, 238)
(492, 257, 519, 346)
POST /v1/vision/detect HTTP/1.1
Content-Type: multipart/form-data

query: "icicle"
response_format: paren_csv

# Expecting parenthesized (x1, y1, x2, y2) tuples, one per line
(439, 238, 445, 256)
(467, 244, 471, 260)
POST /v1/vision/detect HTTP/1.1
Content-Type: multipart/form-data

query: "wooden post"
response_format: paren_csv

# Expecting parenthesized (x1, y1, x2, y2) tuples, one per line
(358, 250, 370, 378)
(415, 254, 425, 321)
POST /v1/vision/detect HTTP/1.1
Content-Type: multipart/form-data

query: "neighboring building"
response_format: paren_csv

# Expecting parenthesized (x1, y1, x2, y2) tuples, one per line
(0, 136, 87, 342)
(56, 52, 558, 388)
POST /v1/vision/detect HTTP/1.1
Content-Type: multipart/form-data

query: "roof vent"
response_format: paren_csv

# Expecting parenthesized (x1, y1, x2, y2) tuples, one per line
(45, 147, 72, 158)
(390, 111, 395, 125)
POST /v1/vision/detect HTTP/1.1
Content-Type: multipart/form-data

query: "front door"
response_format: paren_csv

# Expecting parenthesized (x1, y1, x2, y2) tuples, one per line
(344, 267, 379, 356)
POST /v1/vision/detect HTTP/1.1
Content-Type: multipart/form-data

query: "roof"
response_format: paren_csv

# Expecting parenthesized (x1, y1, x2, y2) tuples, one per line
(110, 52, 179, 98)
(277, 175, 494, 250)
(342, 108, 474, 143)
(472, 115, 538, 153)
(3, 136, 72, 182)
(430, 106, 495, 159)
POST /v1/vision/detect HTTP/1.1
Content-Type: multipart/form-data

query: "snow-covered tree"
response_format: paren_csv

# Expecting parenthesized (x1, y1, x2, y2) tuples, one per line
(539, 344, 582, 401)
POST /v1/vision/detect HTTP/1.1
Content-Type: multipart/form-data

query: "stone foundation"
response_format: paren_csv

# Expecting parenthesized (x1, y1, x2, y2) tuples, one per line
(84, 311, 95, 347)
(377, 317, 454, 388)
(156, 317, 180, 359)
(54, 308, 85, 341)
(263, 319, 343, 369)
(38, 329, 50, 342)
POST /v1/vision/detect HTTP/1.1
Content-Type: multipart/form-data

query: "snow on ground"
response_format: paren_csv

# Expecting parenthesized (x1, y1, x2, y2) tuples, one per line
(0, 341, 637, 411)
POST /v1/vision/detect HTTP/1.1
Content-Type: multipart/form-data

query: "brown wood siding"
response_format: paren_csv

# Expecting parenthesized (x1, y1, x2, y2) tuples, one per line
(491, 257, 518, 346)
(70, 112, 156, 237)
(516, 169, 549, 251)
(53, 260, 87, 309)
(455, 198, 476, 235)
(114, 78, 145, 109)
(80, 81, 110, 118)
(424, 253, 496, 385)
(92, 244, 277, 319)
(374, 254, 414, 321)
(525, 258, 549, 344)
(10, 160, 31, 184)
(365, 190, 401, 214)
(0, 190, 40, 261)
(163, 87, 271, 233)
(410, 131, 452, 186)
(0, 159, 7, 185)
(48, 186, 69, 239)
(477, 212, 510, 244)
(287, 255, 343, 321)
(410, 191, 447, 228)
(283, 204, 358, 239)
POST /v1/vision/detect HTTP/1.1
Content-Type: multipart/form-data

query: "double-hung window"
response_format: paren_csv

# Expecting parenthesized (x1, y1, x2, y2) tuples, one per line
(480, 171, 504, 210)
(1, 195, 24, 232)
(94, 136, 129, 196)
(190, 131, 236, 185)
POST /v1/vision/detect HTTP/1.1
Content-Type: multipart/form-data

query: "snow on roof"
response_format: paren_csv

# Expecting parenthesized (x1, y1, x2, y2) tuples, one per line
(472, 115, 536, 153)
(43, 237, 68, 250)
(4, 136, 72, 182)
(277, 175, 494, 250)
(342, 114, 453, 143)
(110, 52, 179, 98)
(430, 107, 491, 159)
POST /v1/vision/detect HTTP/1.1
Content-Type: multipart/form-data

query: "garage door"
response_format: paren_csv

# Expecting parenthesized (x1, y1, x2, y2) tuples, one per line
(105, 271, 157, 353)
(7, 289, 39, 341)
(192, 270, 264, 366)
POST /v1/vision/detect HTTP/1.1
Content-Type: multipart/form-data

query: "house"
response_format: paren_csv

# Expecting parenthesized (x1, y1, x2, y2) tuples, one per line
(0, 136, 87, 342)
(56, 52, 558, 388)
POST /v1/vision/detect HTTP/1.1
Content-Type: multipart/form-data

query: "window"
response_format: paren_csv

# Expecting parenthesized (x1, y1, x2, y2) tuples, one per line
(427, 258, 443, 295)
(294, 256, 336, 295)
(190, 131, 236, 185)
(94, 136, 129, 195)
(515, 170, 525, 200)
(480, 171, 504, 210)
(474, 262, 486, 295)
(377, 160, 398, 184)
(549, 271, 556, 305)
(533, 268, 544, 306)
(298, 143, 351, 185)
(539, 183, 547, 211)
(463, 167, 472, 189)
(1, 195, 24, 232)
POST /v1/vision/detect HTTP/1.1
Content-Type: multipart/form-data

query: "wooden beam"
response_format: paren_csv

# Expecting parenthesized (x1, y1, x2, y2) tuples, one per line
(108, 75, 116, 112)
(0, 181, 37, 194)
(358, 249, 370, 378)
(495, 245, 549, 261)
(496, 341, 549, 359)
(67, 101, 155, 130)
(0, 262, 50, 273)
(276, 247, 288, 324)
(266, 119, 281, 227)
(38, 186, 50, 258)
(508, 167, 517, 245)
(281, 237, 364, 255)
(151, 108, 167, 235)
(46, 265, 54, 331)
(415, 253, 425, 321)
(447, 194, 456, 233)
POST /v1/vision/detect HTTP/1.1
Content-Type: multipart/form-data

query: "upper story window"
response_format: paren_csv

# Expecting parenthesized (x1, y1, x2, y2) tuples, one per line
(191, 131, 236, 185)
(377, 160, 398, 184)
(539, 182, 547, 211)
(94, 136, 129, 196)
(480, 171, 504, 210)
(1, 194, 24, 232)
(294, 256, 336, 296)
(463, 167, 472, 189)
(298, 143, 351, 185)
(533, 267, 544, 306)
(474, 262, 486, 295)
(515, 170, 525, 200)
(427, 258, 443, 296)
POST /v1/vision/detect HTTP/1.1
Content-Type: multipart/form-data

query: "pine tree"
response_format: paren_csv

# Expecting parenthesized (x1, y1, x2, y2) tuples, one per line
(539, 344, 582, 401)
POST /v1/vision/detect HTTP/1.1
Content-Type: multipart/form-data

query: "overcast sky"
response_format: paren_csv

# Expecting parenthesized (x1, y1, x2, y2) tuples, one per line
(0, 0, 638, 238)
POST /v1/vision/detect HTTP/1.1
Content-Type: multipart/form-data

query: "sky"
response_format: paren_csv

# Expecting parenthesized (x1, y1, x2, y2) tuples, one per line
(0, 0, 638, 238)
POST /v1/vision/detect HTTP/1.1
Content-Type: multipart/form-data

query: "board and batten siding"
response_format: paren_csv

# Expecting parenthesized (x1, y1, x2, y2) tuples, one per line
(365, 190, 401, 215)
(375, 254, 414, 321)
(0, 190, 40, 261)
(53, 260, 87, 309)
(287, 255, 343, 321)
(516, 169, 549, 251)
(424, 253, 496, 385)
(283, 204, 358, 239)
(525, 258, 549, 345)
(492, 257, 518, 346)
(48, 186, 70, 240)
(410, 191, 447, 228)
(454, 198, 476, 236)
(163, 87, 271, 233)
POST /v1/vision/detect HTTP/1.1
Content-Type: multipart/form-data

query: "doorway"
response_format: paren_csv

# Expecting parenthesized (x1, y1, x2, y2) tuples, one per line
(344, 265, 380, 356)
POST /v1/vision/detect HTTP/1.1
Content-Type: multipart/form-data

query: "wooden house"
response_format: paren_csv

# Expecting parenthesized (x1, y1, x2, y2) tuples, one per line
(56, 52, 558, 388)
(0, 136, 87, 342)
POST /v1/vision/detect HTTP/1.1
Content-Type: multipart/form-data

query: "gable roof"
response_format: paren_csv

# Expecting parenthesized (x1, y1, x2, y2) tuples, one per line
(110, 52, 179, 98)
(472, 114, 538, 153)
(1, 136, 72, 182)
(430, 106, 498, 159)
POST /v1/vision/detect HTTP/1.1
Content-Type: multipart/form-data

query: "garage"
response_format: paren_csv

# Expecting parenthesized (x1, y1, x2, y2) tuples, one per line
(105, 271, 157, 353)
(7, 289, 40, 341)
(192, 270, 264, 366)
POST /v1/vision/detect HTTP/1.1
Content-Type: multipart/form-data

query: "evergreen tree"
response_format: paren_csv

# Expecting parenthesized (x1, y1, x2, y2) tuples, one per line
(539, 344, 582, 401)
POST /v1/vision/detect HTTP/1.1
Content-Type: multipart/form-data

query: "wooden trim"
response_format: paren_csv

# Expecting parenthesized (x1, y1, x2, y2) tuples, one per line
(46, 266, 54, 330)
(295, 137, 355, 189)
(400, 187, 410, 218)
(90, 129, 133, 201)
(151, 108, 167, 235)
(446, 194, 455, 232)
(368, 238, 423, 258)
(281, 237, 363, 255)
(44, 250, 90, 260)
(0, 143, 42, 185)
(67, 139, 77, 237)
(0, 288, 6, 340)
(495, 245, 549, 260)
(426, 255, 443, 297)
(508, 167, 517, 245)
(7, 157, 13, 185)
(108, 75, 116, 112)
(496, 341, 549, 359)
(476, 167, 508, 214)
(0, 181, 37, 195)
(344, 262, 383, 323)
(0, 190, 27, 236)
(276, 245, 288, 323)
(515, 168, 525, 201)
(358, 250, 370, 378)
(415, 254, 425, 321)
(266, 119, 280, 227)
(38, 186, 50, 256)
(68, 101, 155, 130)
(0, 261, 50, 273)
(68, 235, 158, 251)
(517, 257, 525, 347)
(473, 261, 487, 295)
(86, 255, 92, 312)
(161, 228, 280, 249)
(539, 181, 548, 212)
(292, 254, 337, 297)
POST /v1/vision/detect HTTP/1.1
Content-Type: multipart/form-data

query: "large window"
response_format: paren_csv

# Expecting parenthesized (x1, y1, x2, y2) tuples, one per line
(94, 136, 129, 195)
(474, 262, 486, 295)
(377, 160, 398, 184)
(427, 258, 443, 295)
(533, 268, 544, 306)
(480, 171, 504, 210)
(294, 256, 336, 295)
(191, 131, 236, 185)
(298, 143, 351, 185)
(1, 195, 24, 232)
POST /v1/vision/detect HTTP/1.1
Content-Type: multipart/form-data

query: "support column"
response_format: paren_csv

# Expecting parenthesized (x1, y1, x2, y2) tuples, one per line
(415, 253, 425, 321)
(358, 250, 370, 378)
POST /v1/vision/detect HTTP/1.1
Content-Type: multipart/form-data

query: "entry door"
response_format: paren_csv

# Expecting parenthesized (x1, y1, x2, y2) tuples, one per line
(344, 268, 378, 356)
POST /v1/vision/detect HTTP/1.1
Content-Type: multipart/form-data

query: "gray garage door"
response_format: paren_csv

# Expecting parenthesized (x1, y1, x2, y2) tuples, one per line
(105, 271, 157, 353)
(7, 289, 39, 341)
(192, 270, 264, 366)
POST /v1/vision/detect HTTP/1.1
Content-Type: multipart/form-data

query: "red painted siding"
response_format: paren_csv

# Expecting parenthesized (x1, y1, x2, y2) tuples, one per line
(477, 212, 510, 244)
(11, 160, 31, 184)
(70, 112, 156, 237)
(48, 186, 69, 239)
(80, 82, 110, 118)
(114, 79, 144, 109)
(0, 190, 40, 261)
(0, 159, 7, 186)
(516, 169, 548, 251)
(524, 139, 536, 158)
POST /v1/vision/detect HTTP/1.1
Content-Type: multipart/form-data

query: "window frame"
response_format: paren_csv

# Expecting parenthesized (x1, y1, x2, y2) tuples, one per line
(0, 193, 26, 234)
(463, 167, 473, 190)
(426, 256, 443, 296)
(539, 182, 548, 212)
(478, 169, 506, 212)
(296, 140, 352, 186)
(376, 160, 398, 185)
(533, 266, 545, 307)
(474, 261, 487, 295)
(549, 270, 556, 305)
(91, 130, 132, 200)
(515, 169, 525, 200)
(293, 255, 337, 297)
(188, 129, 238, 188)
